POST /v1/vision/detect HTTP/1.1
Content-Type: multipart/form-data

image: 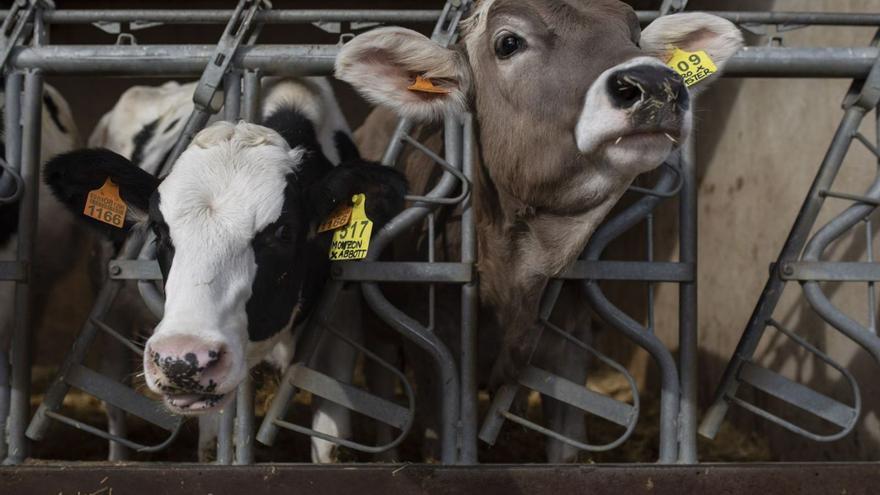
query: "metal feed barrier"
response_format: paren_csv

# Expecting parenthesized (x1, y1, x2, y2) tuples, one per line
(0, 0, 879, 467)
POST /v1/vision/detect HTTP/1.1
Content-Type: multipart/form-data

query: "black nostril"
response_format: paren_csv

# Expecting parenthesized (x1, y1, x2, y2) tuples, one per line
(164, 357, 196, 379)
(608, 72, 643, 109)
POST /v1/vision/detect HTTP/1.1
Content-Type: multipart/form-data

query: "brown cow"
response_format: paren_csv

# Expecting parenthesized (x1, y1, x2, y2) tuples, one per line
(337, 1, 742, 461)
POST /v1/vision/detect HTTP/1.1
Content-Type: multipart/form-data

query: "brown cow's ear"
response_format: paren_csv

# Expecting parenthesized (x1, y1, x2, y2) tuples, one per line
(640, 13, 743, 93)
(335, 27, 471, 122)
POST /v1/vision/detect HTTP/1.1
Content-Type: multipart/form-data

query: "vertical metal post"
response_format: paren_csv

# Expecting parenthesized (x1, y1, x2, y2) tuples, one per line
(234, 69, 260, 466)
(459, 113, 477, 464)
(678, 134, 698, 463)
(214, 71, 243, 466)
(0, 71, 23, 463)
(4, 69, 44, 465)
(216, 404, 235, 465)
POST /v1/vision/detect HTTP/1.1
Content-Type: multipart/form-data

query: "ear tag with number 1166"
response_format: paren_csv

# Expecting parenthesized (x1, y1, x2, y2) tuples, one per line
(83, 178, 127, 228)
(667, 48, 717, 87)
(329, 193, 373, 261)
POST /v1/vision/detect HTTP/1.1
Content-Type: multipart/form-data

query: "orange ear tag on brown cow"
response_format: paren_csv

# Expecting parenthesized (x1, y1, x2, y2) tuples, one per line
(83, 178, 127, 228)
(318, 202, 354, 233)
(407, 75, 451, 94)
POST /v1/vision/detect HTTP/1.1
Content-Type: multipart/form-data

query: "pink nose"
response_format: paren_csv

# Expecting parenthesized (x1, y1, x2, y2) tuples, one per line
(145, 335, 231, 394)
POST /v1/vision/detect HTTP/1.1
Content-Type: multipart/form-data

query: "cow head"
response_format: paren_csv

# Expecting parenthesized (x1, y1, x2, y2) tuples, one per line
(336, 1, 741, 228)
(45, 120, 406, 414)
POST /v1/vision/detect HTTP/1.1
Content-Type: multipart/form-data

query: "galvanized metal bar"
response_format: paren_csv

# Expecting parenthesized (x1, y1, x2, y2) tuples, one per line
(0, 9, 878, 28)
(700, 56, 880, 440)
(737, 361, 857, 428)
(217, 402, 235, 465)
(678, 135, 698, 463)
(0, 73, 22, 200)
(7, 46, 880, 79)
(361, 112, 466, 464)
(288, 364, 410, 429)
(4, 69, 43, 466)
(0, 70, 22, 462)
(581, 163, 683, 463)
(214, 69, 244, 467)
(459, 114, 478, 465)
(234, 69, 260, 467)
(558, 261, 693, 282)
(5, 9, 444, 24)
(780, 261, 880, 281)
(520, 366, 635, 427)
(333, 262, 472, 283)
(64, 365, 179, 432)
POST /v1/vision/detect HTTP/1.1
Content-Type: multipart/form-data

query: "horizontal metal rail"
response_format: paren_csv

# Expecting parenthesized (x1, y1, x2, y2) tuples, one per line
(0, 10, 879, 27)
(3, 46, 877, 78)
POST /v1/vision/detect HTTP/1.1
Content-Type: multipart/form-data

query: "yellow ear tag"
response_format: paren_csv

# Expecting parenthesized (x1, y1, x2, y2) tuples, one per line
(407, 75, 451, 94)
(666, 48, 717, 87)
(317, 202, 353, 233)
(329, 193, 373, 261)
(83, 178, 127, 228)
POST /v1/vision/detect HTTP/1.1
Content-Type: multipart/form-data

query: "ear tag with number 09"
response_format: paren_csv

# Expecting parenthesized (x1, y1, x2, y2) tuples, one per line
(666, 48, 717, 87)
(83, 178, 127, 228)
(329, 193, 373, 261)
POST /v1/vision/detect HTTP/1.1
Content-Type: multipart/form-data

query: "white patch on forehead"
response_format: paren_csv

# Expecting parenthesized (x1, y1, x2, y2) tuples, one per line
(159, 121, 304, 243)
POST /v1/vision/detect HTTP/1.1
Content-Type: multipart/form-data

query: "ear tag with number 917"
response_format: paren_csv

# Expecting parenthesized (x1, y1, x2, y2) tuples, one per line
(666, 48, 717, 87)
(329, 193, 373, 261)
(83, 178, 127, 228)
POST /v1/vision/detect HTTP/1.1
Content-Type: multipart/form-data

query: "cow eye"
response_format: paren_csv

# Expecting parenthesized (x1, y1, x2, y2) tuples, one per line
(494, 33, 524, 59)
(274, 224, 293, 243)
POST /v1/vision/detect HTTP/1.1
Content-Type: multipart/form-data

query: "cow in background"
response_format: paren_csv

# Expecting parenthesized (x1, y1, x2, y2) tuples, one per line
(337, 1, 743, 461)
(1, 85, 83, 458)
(44, 78, 407, 462)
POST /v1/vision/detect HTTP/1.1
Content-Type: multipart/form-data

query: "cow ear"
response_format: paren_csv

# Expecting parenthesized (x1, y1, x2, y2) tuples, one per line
(640, 13, 743, 93)
(43, 148, 160, 241)
(309, 161, 407, 231)
(335, 27, 471, 122)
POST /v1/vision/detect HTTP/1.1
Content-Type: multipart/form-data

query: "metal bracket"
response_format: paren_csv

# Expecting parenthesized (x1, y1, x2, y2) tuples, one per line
(0, 0, 54, 73)
(707, 319, 861, 443)
(479, 319, 640, 452)
(159, 0, 270, 176)
(659, 0, 688, 16)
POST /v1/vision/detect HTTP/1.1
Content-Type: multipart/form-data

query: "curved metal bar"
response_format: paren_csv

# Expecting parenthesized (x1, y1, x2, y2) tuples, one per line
(361, 116, 464, 464)
(271, 322, 416, 455)
(533, 319, 641, 452)
(581, 162, 682, 463)
(400, 133, 471, 205)
(0, 157, 24, 205)
(626, 161, 684, 199)
(800, 133, 880, 364)
(44, 410, 182, 453)
(726, 319, 863, 442)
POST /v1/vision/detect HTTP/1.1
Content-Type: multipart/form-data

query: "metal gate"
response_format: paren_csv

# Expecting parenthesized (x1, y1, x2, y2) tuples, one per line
(0, 0, 879, 467)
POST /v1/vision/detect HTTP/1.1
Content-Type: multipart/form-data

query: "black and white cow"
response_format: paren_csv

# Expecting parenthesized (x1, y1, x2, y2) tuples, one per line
(44, 78, 407, 462)
(1, 86, 83, 459)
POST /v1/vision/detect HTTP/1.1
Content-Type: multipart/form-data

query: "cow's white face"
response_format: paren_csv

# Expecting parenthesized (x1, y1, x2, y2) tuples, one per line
(142, 122, 306, 413)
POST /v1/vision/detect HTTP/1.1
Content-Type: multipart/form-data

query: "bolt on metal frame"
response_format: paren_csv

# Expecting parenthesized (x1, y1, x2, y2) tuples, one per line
(0, 4, 879, 467)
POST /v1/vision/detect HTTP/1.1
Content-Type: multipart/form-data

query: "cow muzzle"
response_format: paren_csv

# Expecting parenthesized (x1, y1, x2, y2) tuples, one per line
(575, 57, 691, 174)
(144, 334, 239, 414)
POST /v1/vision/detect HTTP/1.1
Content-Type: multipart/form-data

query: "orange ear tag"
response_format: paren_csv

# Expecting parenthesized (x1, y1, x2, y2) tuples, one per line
(407, 75, 451, 94)
(318, 202, 353, 233)
(83, 178, 127, 228)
